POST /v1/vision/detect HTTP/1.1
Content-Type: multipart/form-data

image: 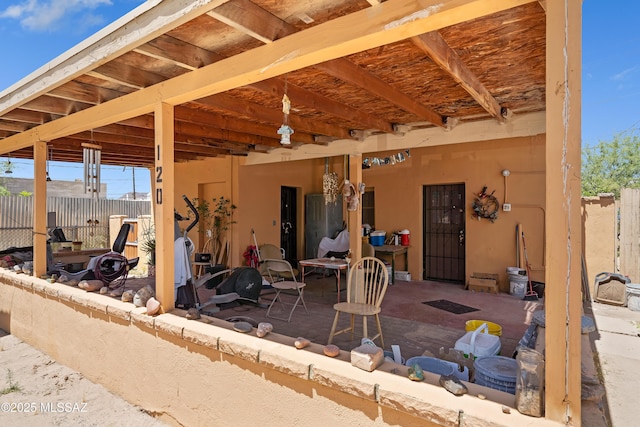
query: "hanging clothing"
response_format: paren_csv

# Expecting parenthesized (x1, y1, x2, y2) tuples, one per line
(174, 237, 193, 298)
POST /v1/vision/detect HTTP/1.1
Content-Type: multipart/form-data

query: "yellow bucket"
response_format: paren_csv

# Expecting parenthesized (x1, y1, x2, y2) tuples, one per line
(465, 320, 502, 337)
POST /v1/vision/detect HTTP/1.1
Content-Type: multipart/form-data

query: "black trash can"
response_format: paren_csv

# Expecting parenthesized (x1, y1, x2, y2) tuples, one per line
(531, 281, 545, 298)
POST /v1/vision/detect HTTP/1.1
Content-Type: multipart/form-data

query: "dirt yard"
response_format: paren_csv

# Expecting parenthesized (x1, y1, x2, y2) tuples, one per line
(0, 330, 167, 427)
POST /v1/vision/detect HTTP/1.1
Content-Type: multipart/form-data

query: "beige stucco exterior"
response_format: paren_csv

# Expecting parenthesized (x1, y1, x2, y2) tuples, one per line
(176, 135, 547, 290)
(0, 0, 584, 424)
(0, 270, 563, 426)
(581, 195, 617, 296)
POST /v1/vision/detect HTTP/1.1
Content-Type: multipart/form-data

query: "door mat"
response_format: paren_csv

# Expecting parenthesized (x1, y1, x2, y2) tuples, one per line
(422, 299, 479, 314)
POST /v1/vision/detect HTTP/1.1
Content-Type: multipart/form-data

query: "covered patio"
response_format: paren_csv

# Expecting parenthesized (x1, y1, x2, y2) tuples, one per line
(0, 0, 583, 425)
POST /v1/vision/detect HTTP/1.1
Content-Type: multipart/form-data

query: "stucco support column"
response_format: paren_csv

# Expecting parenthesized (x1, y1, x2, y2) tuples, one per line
(545, 0, 582, 424)
(154, 103, 176, 309)
(348, 154, 363, 261)
(33, 140, 48, 277)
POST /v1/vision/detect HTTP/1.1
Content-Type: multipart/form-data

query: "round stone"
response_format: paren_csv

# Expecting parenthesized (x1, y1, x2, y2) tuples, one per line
(233, 321, 253, 333)
(324, 344, 340, 357)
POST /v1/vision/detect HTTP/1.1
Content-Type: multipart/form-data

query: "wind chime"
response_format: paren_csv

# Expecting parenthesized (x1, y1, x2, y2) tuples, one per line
(46, 145, 52, 181)
(322, 158, 339, 205)
(277, 78, 294, 145)
(4, 154, 12, 174)
(83, 134, 102, 236)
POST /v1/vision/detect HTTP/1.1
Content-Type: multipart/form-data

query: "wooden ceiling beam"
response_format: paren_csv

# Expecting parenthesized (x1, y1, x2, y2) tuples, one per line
(174, 120, 282, 147)
(21, 95, 93, 116)
(198, 93, 356, 140)
(135, 35, 221, 71)
(83, 103, 316, 150)
(55, 135, 226, 157)
(137, 34, 395, 136)
(0, 0, 233, 116)
(85, 118, 282, 152)
(0, 120, 32, 132)
(93, 108, 305, 148)
(87, 60, 167, 89)
(3, 0, 535, 153)
(247, 79, 396, 134)
(176, 104, 317, 144)
(47, 80, 127, 105)
(183, 136, 270, 154)
(211, 0, 446, 128)
(86, 59, 167, 90)
(2, 109, 58, 125)
(207, 0, 289, 44)
(117, 115, 155, 129)
(412, 32, 508, 123)
(315, 59, 447, 127)
(66, 130, 152, 146)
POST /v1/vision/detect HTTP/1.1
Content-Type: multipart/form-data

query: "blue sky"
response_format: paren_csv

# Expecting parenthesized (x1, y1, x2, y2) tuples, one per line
(0, 0, 147, 199)
(0, 1, 636, 197)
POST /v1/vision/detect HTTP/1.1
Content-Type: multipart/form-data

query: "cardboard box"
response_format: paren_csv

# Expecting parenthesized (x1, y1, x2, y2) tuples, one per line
(394, 270, 411, 281)
(466, 272, 499, 294)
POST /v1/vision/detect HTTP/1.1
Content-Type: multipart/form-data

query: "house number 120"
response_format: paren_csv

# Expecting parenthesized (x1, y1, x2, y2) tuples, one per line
(155, 144, 163, 204)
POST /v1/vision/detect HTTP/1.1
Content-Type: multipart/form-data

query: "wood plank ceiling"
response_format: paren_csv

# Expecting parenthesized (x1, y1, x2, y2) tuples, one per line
(0, 0, 545, 167)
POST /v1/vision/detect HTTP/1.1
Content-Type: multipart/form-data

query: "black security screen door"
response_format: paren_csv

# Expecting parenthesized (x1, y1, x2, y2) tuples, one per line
(280, 186, 297, 265)
(423, 184, 465, 283)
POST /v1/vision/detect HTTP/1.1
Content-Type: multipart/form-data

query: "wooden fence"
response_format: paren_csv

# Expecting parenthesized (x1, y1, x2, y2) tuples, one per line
(620, 188, 640, 282)
(0, 195, 151, 250)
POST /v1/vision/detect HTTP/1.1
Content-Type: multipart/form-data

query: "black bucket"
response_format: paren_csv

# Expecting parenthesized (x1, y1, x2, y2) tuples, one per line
(531, 281, 545, 298)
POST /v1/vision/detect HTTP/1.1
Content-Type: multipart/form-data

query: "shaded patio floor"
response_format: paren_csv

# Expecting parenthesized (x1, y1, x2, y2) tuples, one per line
(126, 270, 544, 362)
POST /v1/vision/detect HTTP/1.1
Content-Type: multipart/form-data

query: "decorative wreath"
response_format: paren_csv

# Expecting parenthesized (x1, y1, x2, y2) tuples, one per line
(472, 186, 499, 222)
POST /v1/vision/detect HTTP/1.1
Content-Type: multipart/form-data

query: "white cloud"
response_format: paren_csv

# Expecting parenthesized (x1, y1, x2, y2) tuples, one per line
(0, 0, 112, 31)
(611, 65, 640, 82)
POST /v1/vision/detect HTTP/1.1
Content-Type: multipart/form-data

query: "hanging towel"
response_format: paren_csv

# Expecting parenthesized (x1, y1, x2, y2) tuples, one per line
(174, 237, 193, 298)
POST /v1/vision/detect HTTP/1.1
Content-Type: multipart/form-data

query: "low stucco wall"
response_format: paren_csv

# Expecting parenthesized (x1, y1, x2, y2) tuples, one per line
(0, 271, 561, 427)
(581, 195, 617, 297)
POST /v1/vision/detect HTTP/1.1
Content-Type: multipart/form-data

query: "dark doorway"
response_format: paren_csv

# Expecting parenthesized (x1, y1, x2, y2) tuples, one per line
(280, 186, 298, 265)
(423, 184, 465, 283)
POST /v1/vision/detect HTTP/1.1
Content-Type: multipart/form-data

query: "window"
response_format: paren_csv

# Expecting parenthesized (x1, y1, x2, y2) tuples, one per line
(362, 189, 375, 228)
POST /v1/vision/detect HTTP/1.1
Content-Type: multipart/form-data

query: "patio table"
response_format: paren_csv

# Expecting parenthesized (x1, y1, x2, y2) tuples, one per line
(298, 257, 349, 303)
(373, 245, 408, 284)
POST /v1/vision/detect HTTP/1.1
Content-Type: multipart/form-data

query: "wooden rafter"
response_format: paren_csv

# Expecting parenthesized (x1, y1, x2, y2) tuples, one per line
(412, 32, 508, 123)
(21, 95, 93, 116)
(176, 104, 318, 144)
(248, 79, 395, 134)
(198, 94, 357, 141)
(0, 0, 540, 159)
(135, 34, 396, 135)
(208, 0, 446, 127)
(206, 0, 289, 44)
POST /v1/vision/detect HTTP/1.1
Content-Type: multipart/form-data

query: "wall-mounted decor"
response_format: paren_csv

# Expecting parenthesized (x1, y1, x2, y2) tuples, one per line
(472, 186, 499, 222)
(363, 149, 410, 169)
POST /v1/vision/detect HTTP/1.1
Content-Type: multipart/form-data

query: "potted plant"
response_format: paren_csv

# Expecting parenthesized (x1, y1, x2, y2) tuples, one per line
(193, 196, 236, 265)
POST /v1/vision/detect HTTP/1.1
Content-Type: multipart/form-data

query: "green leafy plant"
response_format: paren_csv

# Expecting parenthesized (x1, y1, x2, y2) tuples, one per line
(192, 196, 236, 264)
(582, 129, 640, 198)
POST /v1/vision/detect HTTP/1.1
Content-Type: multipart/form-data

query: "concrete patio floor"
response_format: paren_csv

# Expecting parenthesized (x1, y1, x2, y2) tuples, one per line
(127, 270, 543, 363)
